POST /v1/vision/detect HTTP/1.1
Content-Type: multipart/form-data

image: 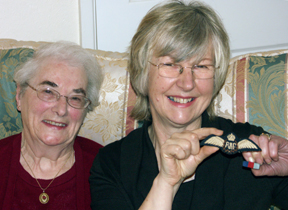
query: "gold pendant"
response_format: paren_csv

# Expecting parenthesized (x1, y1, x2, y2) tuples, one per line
(39, 192, 49, 204)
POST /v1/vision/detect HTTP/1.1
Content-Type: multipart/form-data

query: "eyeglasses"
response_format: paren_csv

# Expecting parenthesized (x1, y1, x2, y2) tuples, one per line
(149, 61, 218, 79)
(26, 83, 91, 109)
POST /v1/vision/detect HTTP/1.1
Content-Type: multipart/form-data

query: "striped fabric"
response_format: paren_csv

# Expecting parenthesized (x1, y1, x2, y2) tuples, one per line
(216, 49, 288, 139)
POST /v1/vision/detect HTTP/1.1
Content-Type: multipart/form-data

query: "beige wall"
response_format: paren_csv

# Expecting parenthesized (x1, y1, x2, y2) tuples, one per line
(0, 0, 80, 44)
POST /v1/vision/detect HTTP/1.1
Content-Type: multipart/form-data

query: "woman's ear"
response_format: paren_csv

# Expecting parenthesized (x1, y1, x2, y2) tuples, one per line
(16, 85, 21, 111)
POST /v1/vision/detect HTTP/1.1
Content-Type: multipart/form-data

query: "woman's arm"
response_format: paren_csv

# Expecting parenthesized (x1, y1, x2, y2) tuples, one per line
(139, 128, 222, 210)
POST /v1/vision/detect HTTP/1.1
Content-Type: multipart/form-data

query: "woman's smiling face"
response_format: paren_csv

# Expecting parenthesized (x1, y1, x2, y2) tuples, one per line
(148, 47, 215, 129)
(16, 59, 88, 147)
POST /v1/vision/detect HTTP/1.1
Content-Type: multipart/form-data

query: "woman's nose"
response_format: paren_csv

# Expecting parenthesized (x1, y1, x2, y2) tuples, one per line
(52, 96, 69, 116)
(176, 67, 195, 91)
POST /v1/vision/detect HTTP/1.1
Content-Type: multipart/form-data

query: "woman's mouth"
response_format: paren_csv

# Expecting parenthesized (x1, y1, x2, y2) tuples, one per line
(168, 96, 195, 104)
(43, 120, 67, 127)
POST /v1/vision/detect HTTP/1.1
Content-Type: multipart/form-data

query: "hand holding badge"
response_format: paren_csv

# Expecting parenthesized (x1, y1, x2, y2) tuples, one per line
(200, 132, 262, 169)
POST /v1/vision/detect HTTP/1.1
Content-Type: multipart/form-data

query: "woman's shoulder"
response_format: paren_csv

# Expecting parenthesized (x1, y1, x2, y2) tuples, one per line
(0, 133, 21, 151)
(0, 136, 13, 148)
(212, 115, 265, 138)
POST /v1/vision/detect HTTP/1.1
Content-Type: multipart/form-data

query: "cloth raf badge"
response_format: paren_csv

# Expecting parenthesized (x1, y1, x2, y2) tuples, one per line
(200, 132, 261, 155)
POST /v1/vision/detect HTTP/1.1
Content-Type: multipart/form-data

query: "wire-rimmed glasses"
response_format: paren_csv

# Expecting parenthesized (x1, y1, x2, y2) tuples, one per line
(26, 83, 91, 109)
(149, 61, 218, 79)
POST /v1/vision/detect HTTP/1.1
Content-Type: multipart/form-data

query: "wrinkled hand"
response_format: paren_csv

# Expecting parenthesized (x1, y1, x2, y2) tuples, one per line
(243, 134, 288, 176)
(159, 128, 223, 187)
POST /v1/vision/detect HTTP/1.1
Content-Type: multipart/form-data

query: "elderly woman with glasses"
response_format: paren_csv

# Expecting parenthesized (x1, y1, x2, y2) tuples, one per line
(90, 1, 288, 209)
(0, 41, 103, 209)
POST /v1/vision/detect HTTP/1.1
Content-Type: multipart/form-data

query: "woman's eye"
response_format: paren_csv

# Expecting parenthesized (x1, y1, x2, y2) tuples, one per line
(43, 89, 54, 94)
(195, 65, 208, 69)
(163, 63, 175, 67)
(70, 96, 83, 102)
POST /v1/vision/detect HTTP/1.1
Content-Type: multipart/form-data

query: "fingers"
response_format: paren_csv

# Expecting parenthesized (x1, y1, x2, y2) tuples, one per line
(242, 151, 255, 163)
(246, 134, 279, 164)
(163, 141, 219, 163)
(167, 132, 200, 156)
(267, 136, 279, 162)
(162, 138, 199, 160)
(253, 134, 271, 164)
(258, 134, 273, 164)
(250, 160, 283, 176)
(164, 128, 223, 158)
(160, 128, 223, 181)
(242, 133, 285, 177)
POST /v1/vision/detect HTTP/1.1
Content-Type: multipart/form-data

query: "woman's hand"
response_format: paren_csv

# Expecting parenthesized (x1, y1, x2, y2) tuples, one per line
(159, 128, 223, 188)
(139, 128, 223, 210)
(242, 134, 288, 176)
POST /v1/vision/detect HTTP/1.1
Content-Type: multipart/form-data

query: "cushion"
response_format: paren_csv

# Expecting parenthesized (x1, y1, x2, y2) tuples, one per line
(216, 49, 288, 139)
(78, 49, 137, 145)
(0, 47, 34, 139)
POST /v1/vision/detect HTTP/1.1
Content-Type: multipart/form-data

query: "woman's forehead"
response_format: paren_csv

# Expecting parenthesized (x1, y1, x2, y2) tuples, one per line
(153, 45, 215, 63)
(153, 41, 214, 61)
(31, 60, 87, 87)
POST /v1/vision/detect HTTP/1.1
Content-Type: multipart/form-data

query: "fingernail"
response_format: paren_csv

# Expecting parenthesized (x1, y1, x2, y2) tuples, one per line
(265, 160, 272, 165)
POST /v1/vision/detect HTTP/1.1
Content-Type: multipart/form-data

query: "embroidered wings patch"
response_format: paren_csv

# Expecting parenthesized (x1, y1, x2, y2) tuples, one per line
(200, 132, 261, 155)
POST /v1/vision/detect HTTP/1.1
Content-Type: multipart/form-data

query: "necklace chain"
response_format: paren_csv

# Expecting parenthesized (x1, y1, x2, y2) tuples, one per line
(21, 150, 74, 204)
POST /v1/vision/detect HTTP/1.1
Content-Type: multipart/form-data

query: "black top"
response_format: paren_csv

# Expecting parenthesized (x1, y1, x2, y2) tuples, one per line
(90, 112, 288, 209)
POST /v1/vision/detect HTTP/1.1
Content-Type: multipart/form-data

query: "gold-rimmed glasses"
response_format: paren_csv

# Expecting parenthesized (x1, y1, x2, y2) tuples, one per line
(149, 61, 218, 79)
(26, 83, 91, 109)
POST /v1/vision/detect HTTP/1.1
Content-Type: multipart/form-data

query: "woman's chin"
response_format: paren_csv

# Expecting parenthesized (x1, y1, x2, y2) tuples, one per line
(38, 135, 68, 146)
(166, 113, 201, 128)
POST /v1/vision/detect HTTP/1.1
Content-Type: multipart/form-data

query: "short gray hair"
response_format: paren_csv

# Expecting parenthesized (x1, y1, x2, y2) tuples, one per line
(14, 41, 104, 112)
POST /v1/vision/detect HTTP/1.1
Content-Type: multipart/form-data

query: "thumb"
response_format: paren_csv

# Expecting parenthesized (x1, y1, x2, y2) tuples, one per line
(195, 146, 219, 165)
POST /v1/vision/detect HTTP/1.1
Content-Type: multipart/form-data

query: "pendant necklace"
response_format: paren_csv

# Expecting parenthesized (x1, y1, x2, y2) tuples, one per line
(21, 150, 73, 204)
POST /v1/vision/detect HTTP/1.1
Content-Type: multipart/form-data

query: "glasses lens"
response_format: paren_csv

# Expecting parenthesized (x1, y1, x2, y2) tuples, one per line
(158, 63, 181, 78)
(192, 65, 215, 79)
(38, 88, 58, 102)
(68, 95, 90, 109)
